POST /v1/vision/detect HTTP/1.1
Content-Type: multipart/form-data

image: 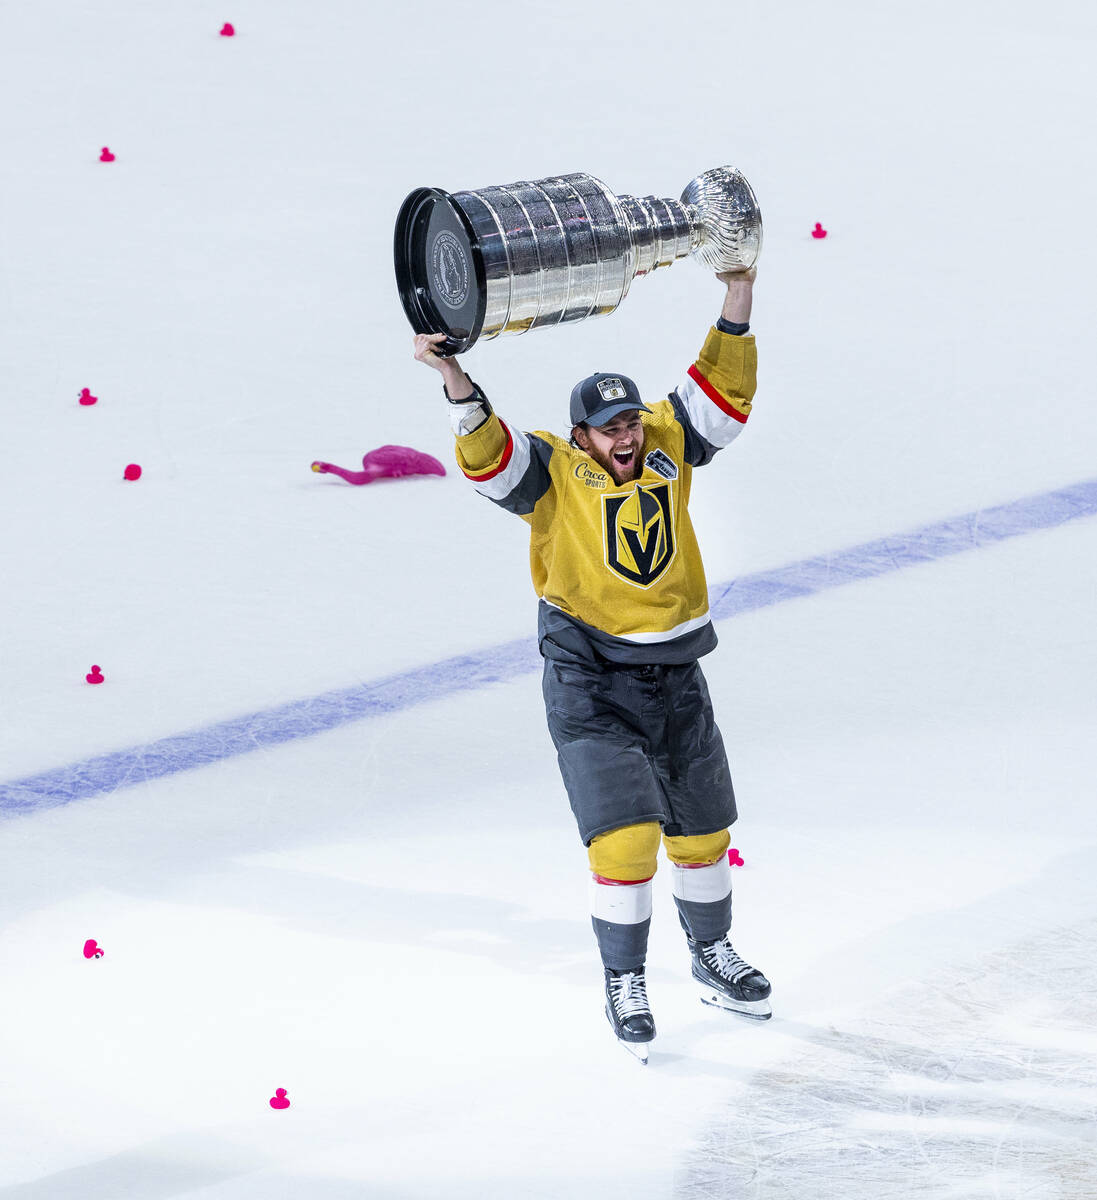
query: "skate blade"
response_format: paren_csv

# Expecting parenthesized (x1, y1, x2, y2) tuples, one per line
(698, 987, 773, 1020)
(617, 1037, 650, 1064)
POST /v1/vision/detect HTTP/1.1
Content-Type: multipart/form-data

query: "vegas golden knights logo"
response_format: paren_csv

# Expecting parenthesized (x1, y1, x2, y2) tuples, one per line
(603, 483, 675, 587)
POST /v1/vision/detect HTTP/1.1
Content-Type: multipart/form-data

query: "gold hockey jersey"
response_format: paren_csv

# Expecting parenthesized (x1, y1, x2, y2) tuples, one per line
(453, 327, 757, 664)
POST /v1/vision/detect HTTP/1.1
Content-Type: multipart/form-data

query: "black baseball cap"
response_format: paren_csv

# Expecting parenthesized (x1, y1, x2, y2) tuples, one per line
(569, 372, 651, 428)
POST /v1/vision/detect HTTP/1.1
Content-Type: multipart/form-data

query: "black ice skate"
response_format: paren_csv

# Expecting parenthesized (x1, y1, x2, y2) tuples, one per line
(604, 967, 656, 1063)
(687, 935, 772, 1020)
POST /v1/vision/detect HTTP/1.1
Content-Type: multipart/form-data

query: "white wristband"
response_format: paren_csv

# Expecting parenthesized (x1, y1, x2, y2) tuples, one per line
(449, 399, 491, 436)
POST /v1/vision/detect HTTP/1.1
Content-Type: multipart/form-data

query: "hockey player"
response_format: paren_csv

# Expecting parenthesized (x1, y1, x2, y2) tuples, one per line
(413, 267, 770, 1062)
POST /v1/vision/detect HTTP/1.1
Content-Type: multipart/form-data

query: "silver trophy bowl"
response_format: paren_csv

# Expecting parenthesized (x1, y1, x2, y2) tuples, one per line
(394, 166, 761, 354)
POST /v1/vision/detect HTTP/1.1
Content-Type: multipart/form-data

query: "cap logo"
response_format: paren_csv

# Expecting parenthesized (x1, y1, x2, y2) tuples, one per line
(596, 377, 628, 403)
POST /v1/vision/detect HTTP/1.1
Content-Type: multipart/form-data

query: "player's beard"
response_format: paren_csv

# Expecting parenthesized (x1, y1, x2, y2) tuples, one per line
(587, 443, 642, 485)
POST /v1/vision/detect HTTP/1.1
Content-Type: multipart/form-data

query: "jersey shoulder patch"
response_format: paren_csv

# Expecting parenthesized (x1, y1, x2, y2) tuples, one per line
(644, 448, 678, 479)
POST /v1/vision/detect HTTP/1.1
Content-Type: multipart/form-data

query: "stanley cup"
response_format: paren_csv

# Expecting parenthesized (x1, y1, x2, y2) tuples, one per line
(394, 166, 761, 355)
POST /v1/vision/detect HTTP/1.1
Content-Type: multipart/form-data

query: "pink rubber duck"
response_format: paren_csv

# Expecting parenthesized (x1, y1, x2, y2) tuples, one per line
(83, 939, 104, 959)
(269, 1088, 290, 1110)
(99, 147, 116, 163)
(220, 22, 235, 36)
(728, 848, 745, 867)
(86, 665, 105, 685)
(79, 388, 98, 406)
(311, 445, 446, 485)
(811, 222, 827, 239)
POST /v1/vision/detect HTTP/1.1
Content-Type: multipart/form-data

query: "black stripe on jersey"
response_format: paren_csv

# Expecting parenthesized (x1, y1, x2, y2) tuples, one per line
(669, 390, 719, 468)
(489, 432, 554, 516)
(538, 600, 718, 666)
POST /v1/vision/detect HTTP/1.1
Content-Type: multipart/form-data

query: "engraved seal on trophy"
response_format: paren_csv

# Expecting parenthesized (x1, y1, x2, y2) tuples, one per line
(394, 166, 762, 355)
(431, 230, 471, 310)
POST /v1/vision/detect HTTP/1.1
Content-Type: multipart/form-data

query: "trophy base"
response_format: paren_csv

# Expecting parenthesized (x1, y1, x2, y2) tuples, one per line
(394, 187, 487, 356)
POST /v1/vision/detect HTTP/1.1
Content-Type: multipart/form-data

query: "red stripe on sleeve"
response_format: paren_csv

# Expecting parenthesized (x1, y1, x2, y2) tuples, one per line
(462, 420, 515, 481)
(687, 364, 748, 424)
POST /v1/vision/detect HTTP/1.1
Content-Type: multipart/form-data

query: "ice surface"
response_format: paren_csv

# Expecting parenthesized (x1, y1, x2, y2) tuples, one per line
(2, 1, 1097, 1197)
(677, 915, 1097, 1199)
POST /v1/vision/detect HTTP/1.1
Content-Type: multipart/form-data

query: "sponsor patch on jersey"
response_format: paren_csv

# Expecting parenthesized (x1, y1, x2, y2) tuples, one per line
(644, 448, 678, 480)
(603, 482, 676, 587)
(574, 461, 609, 489)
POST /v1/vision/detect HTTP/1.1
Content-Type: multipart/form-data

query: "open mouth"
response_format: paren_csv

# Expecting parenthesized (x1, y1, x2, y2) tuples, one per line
(613, 451, 633, 467)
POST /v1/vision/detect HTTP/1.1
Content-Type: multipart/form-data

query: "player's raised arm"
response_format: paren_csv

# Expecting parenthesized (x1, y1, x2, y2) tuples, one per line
(413, 332, 551, 516)
(669, 268, 759, 466)
(716, 265, 755, 329)
(413, 331, 476, 400)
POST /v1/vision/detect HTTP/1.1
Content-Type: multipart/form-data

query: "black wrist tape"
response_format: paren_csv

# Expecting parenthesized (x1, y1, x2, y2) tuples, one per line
(445, 379, 491, 414)
(445, 378, 484, 404)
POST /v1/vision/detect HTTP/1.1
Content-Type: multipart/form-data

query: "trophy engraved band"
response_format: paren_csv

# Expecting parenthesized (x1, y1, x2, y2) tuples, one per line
(394, 166, 762, 355)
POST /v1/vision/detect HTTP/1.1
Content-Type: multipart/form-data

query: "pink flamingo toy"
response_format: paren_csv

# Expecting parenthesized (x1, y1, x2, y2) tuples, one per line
(311, 445, 446, 485)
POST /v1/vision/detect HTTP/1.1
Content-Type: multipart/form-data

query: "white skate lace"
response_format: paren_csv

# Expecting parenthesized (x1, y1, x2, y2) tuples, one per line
(610, 972, 650, 1018)
(703, 939, 755, 983)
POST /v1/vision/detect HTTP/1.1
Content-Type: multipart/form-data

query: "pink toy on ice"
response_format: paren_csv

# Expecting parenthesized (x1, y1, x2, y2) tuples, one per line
(99, 147, 115, 163)
(311, 445, 446, 485)
(269, 1088, 290, 1110)
(86, 665, 105, 685)
(811, 222, 827, 239)
(728, 848, 745, 867)
(83, 939, 104, 959)
(79, 388, 97, 406)
(220, 22, 235, 36)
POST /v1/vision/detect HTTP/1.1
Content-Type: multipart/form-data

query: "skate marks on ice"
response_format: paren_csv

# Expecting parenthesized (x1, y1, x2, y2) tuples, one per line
(4, 477, 1097, 816)
(675, 920, 1097, 1200)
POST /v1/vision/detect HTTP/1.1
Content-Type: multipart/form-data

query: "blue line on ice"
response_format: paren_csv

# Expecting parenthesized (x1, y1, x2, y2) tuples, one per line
(3, 478, 1096, 816)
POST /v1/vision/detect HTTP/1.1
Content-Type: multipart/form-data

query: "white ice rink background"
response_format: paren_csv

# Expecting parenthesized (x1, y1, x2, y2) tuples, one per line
(2, 2, 1096, 1197)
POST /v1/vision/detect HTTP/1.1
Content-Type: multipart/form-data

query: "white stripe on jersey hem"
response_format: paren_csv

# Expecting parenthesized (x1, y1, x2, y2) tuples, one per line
(543, 600, 712, 644)
(618, 612, 713, 643)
